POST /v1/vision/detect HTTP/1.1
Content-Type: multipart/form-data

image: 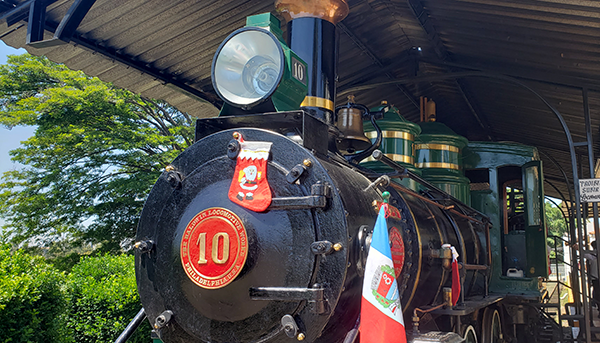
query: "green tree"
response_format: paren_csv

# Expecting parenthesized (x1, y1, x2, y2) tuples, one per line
(546, 201, 568, 260)
(546, 201, 568, 239)
(0, 54, 194, 251)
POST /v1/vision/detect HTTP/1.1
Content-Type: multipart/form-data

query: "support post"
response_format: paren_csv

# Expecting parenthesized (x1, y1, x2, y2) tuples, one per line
(26, 0, 45, 44)
(584, 89, 600, 313)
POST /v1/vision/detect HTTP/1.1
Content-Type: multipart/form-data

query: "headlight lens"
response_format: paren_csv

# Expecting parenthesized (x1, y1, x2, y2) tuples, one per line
(212, 28, 284, 108)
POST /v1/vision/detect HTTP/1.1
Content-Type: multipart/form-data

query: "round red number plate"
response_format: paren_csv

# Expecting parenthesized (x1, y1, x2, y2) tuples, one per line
(180, 207, 248, 289)
(389, 226, 405, 277)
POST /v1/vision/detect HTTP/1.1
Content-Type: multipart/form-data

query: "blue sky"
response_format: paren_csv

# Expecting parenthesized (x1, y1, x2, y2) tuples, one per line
(0, 41, 30, 176)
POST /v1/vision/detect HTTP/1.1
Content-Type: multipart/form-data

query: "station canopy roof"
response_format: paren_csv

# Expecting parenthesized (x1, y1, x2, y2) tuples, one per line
(0, 0, 598, 204)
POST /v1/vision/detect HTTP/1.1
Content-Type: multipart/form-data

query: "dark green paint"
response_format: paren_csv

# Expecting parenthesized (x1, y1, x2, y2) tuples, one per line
(362, 104, 420, 168)
(241, 13, 308, 112)
(523, 161, 549, 278)
(416, 121, 468, 149)
(421, 168, 471, 205)
(360, 104, 423, 191)
(246, 13, 285, 43)
(364, 104, 421, 136)
(363, 136, 413, 162)
(271, 47, 308, 111)
(415, 149, 462, 169)
(464, 142, 543, 293)
(415, 121, 470, 204)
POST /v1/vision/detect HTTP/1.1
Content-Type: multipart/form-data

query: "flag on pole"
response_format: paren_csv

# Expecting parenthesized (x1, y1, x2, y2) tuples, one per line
(360, 204, 407, 343)
(450, 246, 460, 306)
(442, 243, 461, 306)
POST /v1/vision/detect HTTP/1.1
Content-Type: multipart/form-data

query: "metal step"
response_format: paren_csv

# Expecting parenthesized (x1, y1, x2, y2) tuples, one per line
(532, 302, 561, 308)
(562, 314, 585, 320)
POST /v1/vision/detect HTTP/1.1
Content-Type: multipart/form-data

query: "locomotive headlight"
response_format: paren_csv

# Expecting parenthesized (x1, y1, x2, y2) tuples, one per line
(212, 22, 308, 113)
(213, 28, 282, 107)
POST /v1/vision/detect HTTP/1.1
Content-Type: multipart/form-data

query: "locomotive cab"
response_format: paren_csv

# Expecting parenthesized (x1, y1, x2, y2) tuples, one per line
(500, 162, 548, 280)
(464, 142, 548, 294)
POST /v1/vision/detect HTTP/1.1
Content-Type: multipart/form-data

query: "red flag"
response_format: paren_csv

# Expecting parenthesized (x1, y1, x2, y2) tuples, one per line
(228, 133, 273, 212)
(360, 205, 407, 343)
(450, 246, 460, 306)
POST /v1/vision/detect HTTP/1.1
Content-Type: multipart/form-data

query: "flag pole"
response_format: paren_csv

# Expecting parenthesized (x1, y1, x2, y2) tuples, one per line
(342, 315, 360, 343)
(360, 190, 407, 343)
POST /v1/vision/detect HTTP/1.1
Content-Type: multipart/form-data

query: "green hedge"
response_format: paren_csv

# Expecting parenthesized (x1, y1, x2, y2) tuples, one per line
(0, 244, 68, 342)
(0, 247, 151, 343)
(65, 254, 150, 343)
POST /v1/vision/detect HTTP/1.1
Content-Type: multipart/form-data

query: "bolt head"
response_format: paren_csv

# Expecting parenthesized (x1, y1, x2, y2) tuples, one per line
(233, 132, 240, 139)
(297, 333, 305, 341)
(303, 159, 312, 167)
(333, 243, 343, 251)
(165, 165, 175, 172)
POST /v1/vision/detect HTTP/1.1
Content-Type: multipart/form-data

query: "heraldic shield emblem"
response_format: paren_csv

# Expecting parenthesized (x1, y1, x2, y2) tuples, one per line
(371, 265, 400, 314)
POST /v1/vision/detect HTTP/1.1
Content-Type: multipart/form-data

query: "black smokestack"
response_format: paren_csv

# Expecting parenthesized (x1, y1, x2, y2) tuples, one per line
(275, 0, 349, 125)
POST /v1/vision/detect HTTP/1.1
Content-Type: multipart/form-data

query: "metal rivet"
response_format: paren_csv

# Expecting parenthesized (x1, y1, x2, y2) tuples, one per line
(233, 132, 240, 139)
(303, 159, 312, 167)
(381, 100, 388, 105)
(372, 200, 378, 207)
(333, 243, 343, 251)
(297, 333, 305, 341)
(165, 165, 174, 172)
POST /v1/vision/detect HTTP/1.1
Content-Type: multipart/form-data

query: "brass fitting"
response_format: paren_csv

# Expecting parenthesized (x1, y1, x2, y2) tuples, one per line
(440, 246, 452, 270)
(275, 0, 350, 25)
(443, 287, 453, 308)
(297, 333, 305, 341)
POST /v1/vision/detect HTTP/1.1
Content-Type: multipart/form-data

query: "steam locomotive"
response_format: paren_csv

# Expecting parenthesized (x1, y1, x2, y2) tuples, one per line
(130, 1, 554, 342)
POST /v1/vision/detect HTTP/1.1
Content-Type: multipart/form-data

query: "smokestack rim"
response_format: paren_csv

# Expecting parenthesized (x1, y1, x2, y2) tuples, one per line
(275, 0, 350, 25)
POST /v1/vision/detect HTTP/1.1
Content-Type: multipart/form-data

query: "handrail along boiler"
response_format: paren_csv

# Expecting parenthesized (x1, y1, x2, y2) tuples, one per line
(132, 1, 553, 342)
